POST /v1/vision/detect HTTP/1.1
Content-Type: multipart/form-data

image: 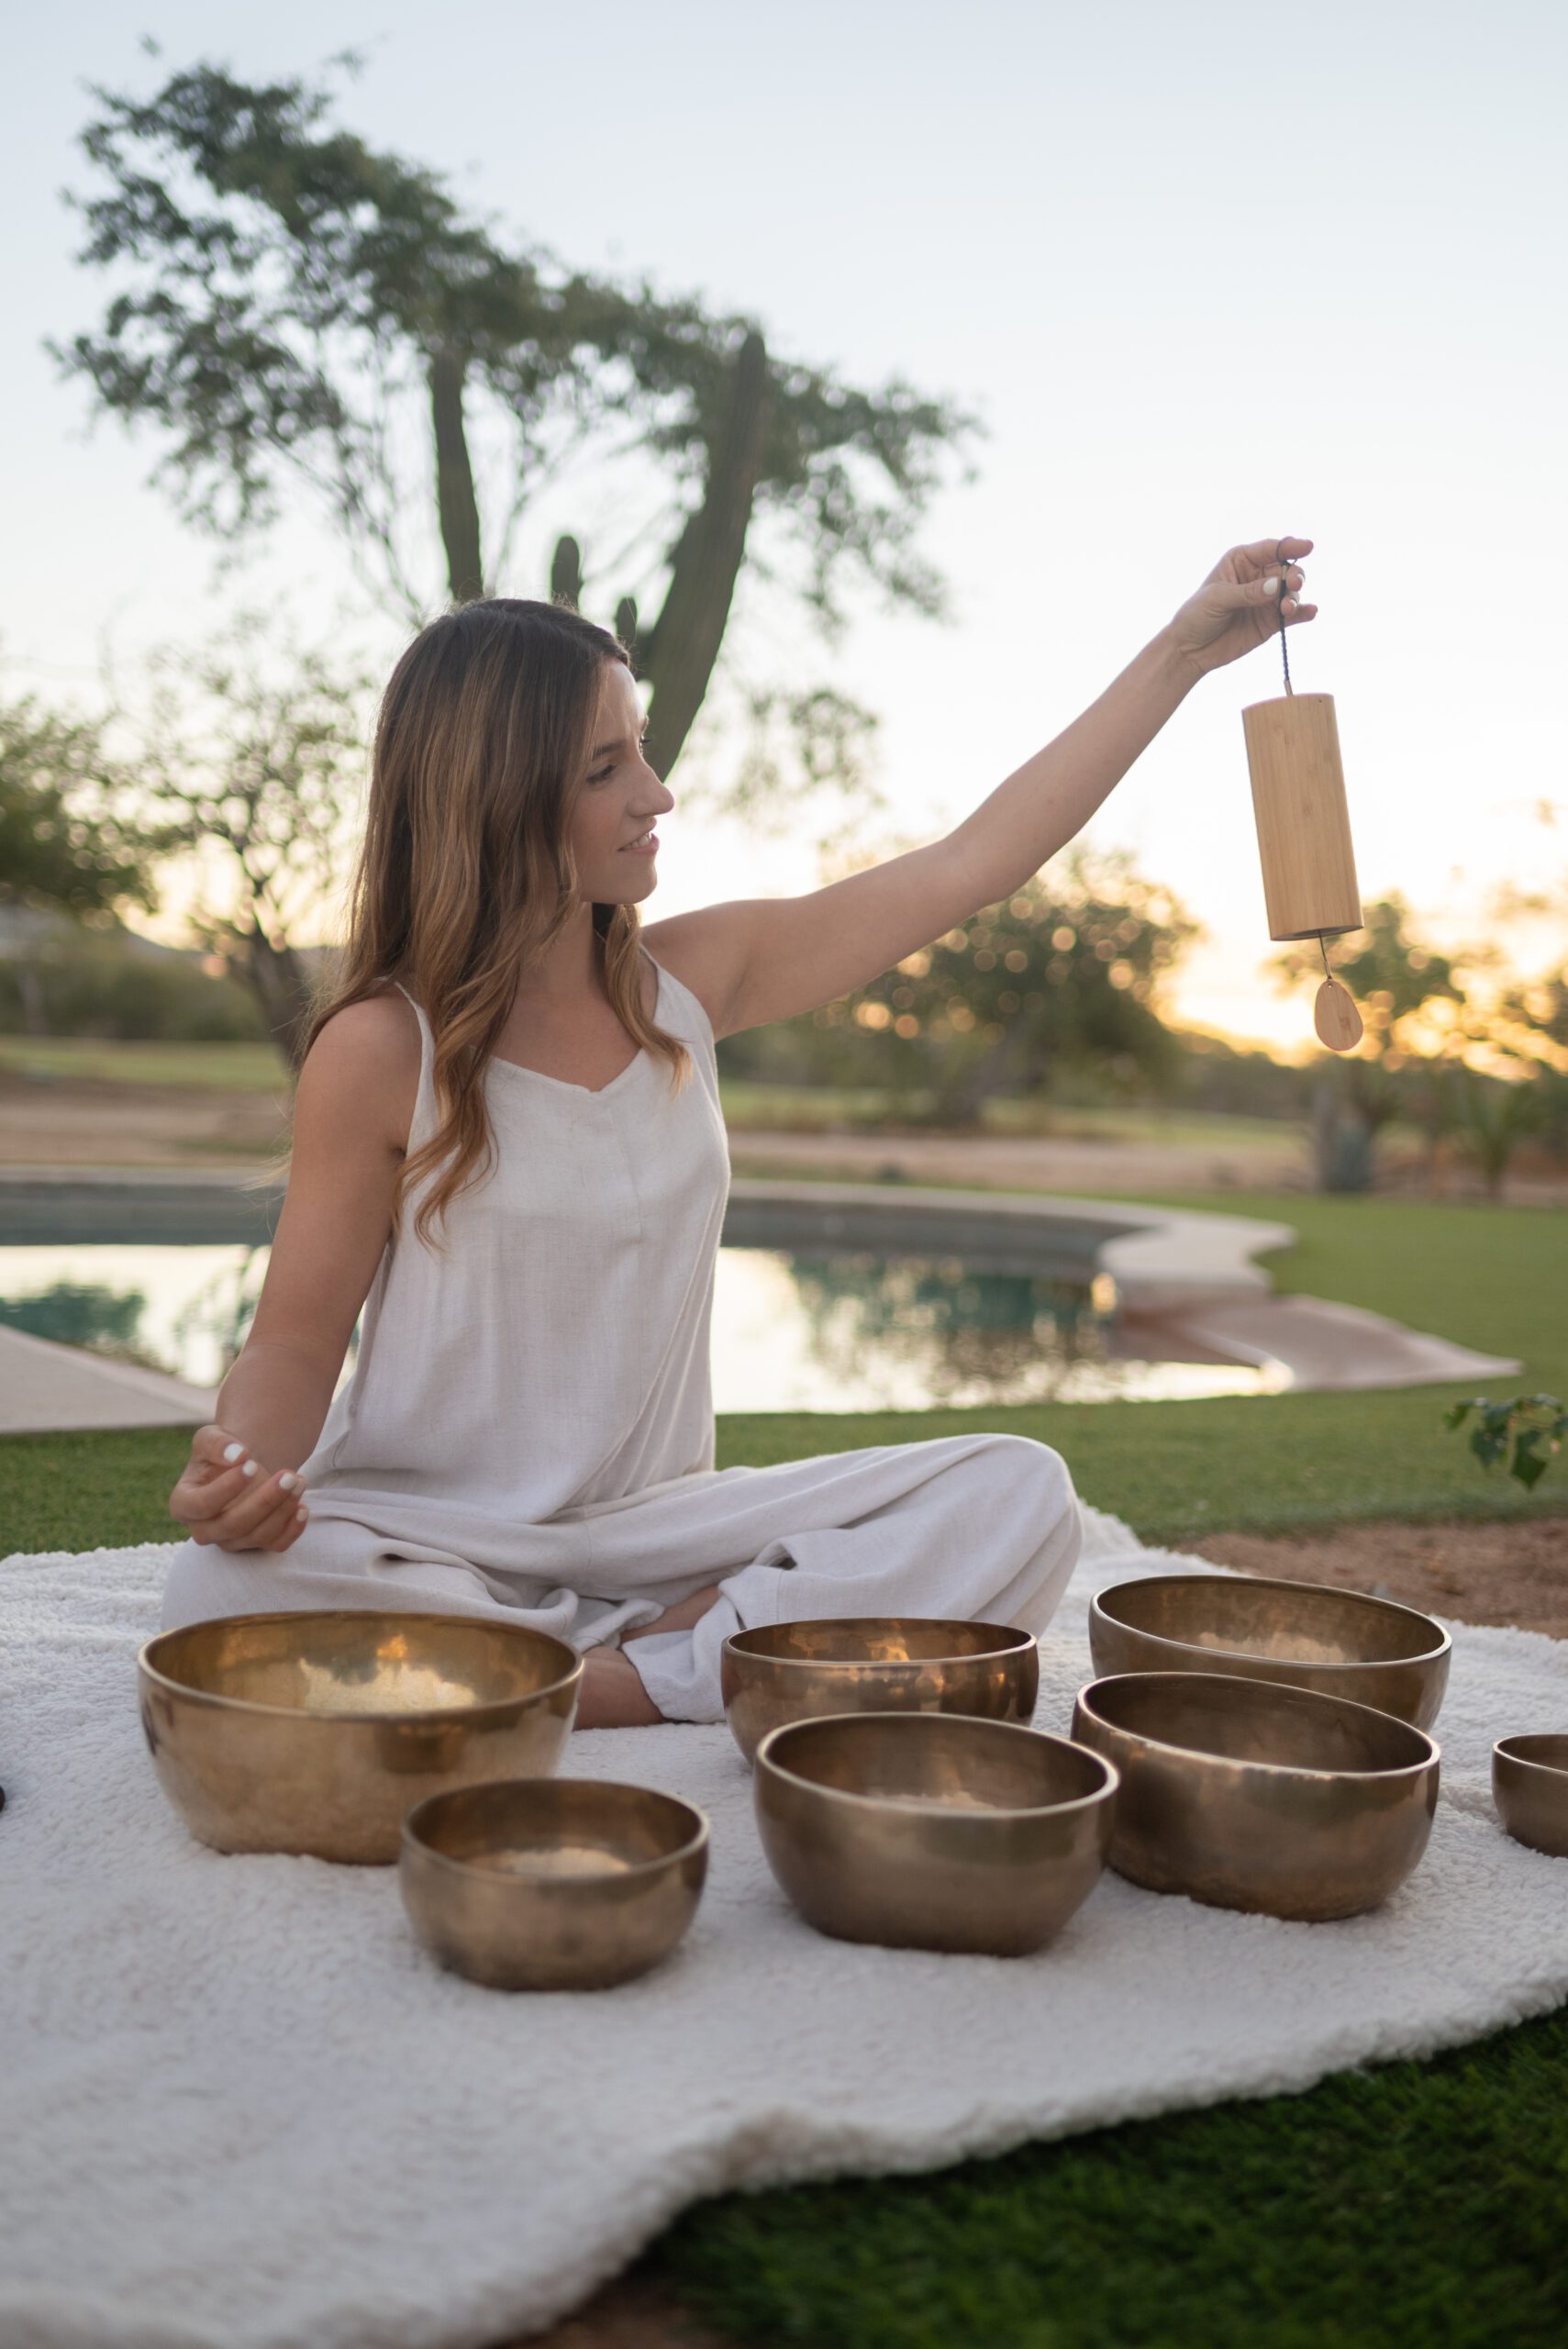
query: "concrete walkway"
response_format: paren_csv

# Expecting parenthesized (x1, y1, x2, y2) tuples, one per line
(0, 1323, 215, 1434)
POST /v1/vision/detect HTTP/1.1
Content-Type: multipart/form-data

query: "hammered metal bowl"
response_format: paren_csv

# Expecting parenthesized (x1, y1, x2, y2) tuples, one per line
(1071, 1671, 1439, 1920)
(139, 1610, 583, 1864)
(1493, 1735, 1568, 1859)
(1090, 1574, 1451, 1731)
(753, 1710, 1117, 1955)
(722, 1616, 1040, 1764)
(400, 1777, 709, 1990)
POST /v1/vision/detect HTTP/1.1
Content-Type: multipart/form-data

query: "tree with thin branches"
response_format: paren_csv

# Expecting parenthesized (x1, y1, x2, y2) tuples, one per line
(53, 50, 978, 798)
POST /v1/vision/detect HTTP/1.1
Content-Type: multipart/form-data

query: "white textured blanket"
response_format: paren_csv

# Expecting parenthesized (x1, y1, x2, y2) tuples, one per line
(3, 1511, 1565, 2349)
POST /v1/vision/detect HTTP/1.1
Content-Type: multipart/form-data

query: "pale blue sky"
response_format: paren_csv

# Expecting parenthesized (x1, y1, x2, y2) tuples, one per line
(7, 0, 1565, 1046)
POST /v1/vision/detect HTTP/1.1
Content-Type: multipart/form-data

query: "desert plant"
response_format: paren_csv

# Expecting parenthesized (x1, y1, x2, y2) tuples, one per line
(1444, 1394, 1566, 1489)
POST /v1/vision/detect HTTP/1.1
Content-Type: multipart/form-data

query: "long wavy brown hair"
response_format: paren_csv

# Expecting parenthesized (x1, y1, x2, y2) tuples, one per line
(303, 597, 690, 1248)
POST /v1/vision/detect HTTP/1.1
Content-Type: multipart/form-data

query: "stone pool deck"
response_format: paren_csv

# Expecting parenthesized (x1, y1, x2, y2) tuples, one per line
(0, 1169, 1519, 1437)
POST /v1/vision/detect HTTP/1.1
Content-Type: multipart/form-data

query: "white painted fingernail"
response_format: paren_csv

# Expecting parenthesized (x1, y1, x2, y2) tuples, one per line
(295, 1507, 307, 1524)
(222, 1442, 244, 1463)
(1263, 574, 1279, 596)
(241, 1459, 259, 1478)
(278, 1472, 298, 1493)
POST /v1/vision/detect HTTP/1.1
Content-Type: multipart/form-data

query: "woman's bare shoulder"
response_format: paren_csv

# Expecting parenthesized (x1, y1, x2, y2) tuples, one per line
(295, 988, 420, 1143)
(639, 911, 741, 1033)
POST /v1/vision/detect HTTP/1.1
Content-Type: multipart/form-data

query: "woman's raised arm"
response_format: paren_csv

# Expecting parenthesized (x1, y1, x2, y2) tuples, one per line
(167, 993, 418, 1553)
(646, 539, 1315, 1039)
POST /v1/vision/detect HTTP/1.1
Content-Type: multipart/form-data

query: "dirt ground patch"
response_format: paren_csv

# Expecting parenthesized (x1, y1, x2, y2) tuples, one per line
(725, 1127, 1568, 1207)
(0, 1072, 288, 1165)
(528, 2274, 728, 2349)
(1192, 1514, 1568, 1639)
(5, 1071, 1565, 1204)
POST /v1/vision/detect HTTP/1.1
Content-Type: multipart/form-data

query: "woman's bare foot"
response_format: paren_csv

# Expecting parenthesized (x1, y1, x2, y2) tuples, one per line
(574, 1646, 663, 1729)
(574, 1586, 724, 1727)
(619, 1584, 723, 1642)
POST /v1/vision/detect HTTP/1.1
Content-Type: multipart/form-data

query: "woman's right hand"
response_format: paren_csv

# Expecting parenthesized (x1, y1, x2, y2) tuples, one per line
(170, 1424, 310, 1553)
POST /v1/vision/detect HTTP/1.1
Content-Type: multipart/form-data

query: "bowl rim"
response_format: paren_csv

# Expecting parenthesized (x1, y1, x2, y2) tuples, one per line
(724, 1615, 1038, 1673)
(399, 1775, 711, 1883)
(754, 1709, 1119, 1820)
(1073, 1670, 1440, 1783)
(1090, 1574, 1452, 1668)
(137, 1609, 584, 1727)
(1493, 1733, 1568, 1780)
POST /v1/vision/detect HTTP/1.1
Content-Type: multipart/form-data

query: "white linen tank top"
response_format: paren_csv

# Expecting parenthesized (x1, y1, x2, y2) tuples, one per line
(297, 954, 731, 1524)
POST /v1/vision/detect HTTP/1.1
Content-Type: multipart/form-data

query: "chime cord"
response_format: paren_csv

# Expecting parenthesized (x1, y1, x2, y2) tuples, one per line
(1274, 537, 1294, 696)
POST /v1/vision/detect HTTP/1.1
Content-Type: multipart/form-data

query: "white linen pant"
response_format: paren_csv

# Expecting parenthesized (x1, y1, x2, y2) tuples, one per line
(161, 1432, 1083, 1721)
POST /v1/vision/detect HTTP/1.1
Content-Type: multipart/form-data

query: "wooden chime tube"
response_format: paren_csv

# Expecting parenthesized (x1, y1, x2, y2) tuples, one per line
(1241, 691, 1362, 942)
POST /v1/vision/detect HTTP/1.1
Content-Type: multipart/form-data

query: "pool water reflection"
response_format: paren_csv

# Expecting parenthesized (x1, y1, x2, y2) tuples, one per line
(0, 1242, 1284, 1411)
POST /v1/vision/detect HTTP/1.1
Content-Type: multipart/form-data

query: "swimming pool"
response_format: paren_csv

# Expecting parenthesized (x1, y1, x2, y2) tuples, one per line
(0, 1232, 1282, 1413)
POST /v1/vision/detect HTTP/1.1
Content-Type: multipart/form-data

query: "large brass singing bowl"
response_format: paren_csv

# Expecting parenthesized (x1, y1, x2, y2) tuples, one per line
(1493, 1734, 1568, 1859)
(1090, 1574, 1451, 1731)
(400, 1777, 709, 1991)
(1071, 1671, 1440, 1920)
(138, 1610, 583, 1864)
(753, 1710, 1118, 1956)
(722, 1617, 1040, 1765)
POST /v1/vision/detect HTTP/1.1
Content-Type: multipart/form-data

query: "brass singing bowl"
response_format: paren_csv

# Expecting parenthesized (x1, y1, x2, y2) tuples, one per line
(138, 1610, 583, 1865)
(1090, 1574, 1451, 1731)
(1493, 1735, 1568, 1859)
(753, 1710, 1118, 1955)
(400, 1777, 709, 1991)
(722, 1616, 1040, 1765)
(1071, 1671, 1440, 1920)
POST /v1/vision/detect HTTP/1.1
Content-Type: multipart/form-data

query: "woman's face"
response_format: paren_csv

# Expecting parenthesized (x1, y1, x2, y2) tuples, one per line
(567, 660, 673, 904)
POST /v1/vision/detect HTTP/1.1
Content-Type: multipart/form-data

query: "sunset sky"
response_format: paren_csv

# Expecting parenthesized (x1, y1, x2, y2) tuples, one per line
(6, 0, 1564, 1051)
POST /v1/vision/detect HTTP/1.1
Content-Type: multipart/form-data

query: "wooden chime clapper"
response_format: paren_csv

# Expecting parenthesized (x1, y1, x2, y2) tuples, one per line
(1241, 564, 1364, 1051)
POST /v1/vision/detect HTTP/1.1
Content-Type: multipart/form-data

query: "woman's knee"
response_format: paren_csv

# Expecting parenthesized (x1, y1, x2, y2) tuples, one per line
(160, 1532, 315, 1631)
(968, 1431, 1076, 1512)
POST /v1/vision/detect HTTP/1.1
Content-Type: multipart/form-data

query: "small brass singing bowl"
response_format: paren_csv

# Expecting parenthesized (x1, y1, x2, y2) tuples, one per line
(753, 1710, 1118, 1956)
(722, 1617, 1040, 1765)
(1072, 1671, 1440, 1921)
(1090, 1574, 1451, 1731)
(400, 1777, 709, 1991)
(1493, 1735, 1568, 1859)
(138, 1610, 583, 1865)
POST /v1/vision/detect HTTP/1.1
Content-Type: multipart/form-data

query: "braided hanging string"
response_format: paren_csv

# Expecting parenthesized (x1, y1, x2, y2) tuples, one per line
(1275, 537, 1294, 696)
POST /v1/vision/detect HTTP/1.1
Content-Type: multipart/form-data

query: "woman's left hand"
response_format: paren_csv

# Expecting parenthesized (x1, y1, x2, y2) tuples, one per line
(1166, 537, 1318, 678)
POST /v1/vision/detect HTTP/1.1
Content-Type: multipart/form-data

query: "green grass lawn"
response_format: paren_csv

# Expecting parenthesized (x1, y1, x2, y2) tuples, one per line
(1, 1187, 1562, 2348)
(0, 1037, 289, 1091)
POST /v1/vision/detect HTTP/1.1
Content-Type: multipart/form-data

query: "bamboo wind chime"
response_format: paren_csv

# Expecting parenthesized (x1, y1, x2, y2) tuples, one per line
(1241, 565, 1364, 1051)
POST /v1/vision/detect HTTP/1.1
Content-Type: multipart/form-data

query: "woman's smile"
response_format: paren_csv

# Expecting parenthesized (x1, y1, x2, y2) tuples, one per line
(620, 827, 659, 855)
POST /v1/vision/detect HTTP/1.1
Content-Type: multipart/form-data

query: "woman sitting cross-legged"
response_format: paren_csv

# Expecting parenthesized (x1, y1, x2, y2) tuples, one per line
(162, 539, 1316, 1725)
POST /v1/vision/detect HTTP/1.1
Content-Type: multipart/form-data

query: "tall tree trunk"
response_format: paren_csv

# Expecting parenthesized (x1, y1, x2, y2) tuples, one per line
(639, 329, 771, 776)
(236, 923, 317, 1073)
(429, 346, 484, 603)
(935, 1016, 1035, 1129)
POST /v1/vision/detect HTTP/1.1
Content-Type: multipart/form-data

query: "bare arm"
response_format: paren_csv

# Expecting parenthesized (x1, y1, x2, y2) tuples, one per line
(168, 993, 418, 1551)
(644, 540, 1315, 1038)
